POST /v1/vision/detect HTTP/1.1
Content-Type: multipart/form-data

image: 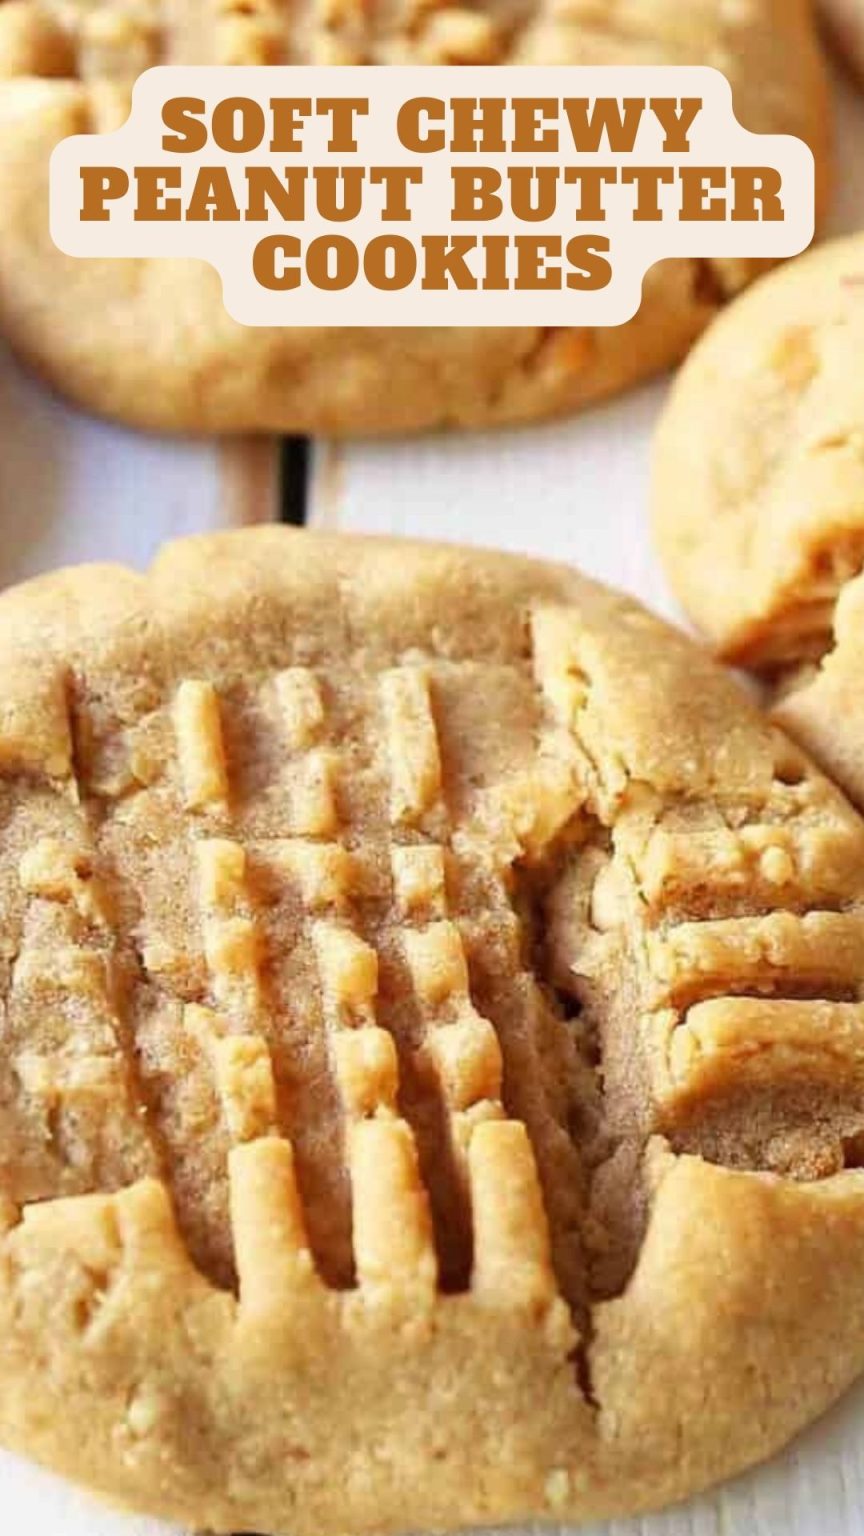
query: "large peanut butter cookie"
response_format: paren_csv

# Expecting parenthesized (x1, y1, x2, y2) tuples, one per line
(653, 232, 864, 808)
(0, 0, 830, 434)
(3, 529, 864, 1533)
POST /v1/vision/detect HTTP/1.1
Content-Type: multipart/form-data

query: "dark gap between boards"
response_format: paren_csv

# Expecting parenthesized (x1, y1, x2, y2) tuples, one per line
(280, 437, 311, 525)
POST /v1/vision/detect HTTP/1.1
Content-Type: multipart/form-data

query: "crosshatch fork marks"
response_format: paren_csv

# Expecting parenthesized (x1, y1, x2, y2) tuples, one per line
(4, 535, 864, 1365)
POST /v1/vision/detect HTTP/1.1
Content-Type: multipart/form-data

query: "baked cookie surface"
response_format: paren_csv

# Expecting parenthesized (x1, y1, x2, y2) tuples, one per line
(653, 233, 864, 807)
(0, 0, 831, 434)
(4, 529, 864, 1532)
(654, 233, 864, 670)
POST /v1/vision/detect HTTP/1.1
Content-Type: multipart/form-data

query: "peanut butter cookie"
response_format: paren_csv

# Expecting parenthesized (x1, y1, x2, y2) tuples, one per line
(653, 233, 864, 808)
(0, 0, 831, 434)
(654, 234, 864, 670)
(4, 529, 864, 1533)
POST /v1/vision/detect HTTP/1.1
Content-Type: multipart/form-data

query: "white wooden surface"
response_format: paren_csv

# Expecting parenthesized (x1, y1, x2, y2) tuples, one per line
(0, 57, 863, 1536)
(0, 363, 279, 583)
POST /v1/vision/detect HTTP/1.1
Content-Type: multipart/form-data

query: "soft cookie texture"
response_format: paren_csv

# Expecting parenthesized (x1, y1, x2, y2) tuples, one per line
(653, 233, 864, 810)
(0, 0, 831, 435)
(654, 234, 864, 669)
(4, 530, 864, 1533)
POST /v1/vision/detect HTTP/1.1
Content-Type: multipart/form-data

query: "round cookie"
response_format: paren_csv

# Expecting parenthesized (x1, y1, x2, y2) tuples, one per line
(654, 232, 864, 669)
(5, 528, 864, 1533)
(821, 0, 864, 82)
(0, 0, 831, 435)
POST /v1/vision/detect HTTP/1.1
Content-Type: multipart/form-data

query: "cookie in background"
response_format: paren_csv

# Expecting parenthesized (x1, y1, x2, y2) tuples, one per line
(654, 232, 864, 668)
(0, 0, 831, 435)
(653, 230, 864, 806)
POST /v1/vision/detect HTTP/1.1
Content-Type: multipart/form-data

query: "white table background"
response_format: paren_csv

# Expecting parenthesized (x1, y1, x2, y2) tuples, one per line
(0, 59, 863, 1536)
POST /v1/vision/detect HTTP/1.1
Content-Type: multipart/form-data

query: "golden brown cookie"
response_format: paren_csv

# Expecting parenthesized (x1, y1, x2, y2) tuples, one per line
(4, 528, 864, 1533)
(0, 0, 831, 435)
(653, 233, 864, 810)
(654, 234, 864, 670)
